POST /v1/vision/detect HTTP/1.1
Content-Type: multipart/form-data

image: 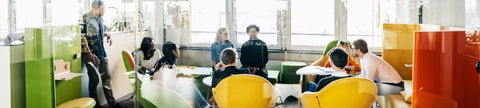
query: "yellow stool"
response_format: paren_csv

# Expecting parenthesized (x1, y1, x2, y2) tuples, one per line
(57, 97, 96, 108)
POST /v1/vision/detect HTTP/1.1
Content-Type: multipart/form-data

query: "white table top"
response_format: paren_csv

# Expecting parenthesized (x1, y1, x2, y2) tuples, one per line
(202, 76, 212, 87)
(296, 66, 333, 75)
(177, 67, 212, 76)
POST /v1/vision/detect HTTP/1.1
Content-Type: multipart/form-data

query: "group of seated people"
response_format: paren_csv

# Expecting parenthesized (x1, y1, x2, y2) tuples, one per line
(134, 24, 269, 107)
(134, 24, 405, 107)
(309, 39, 405, 94)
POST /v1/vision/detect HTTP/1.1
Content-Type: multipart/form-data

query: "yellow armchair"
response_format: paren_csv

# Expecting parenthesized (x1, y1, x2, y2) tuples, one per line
(301, 78, 377, 108)
(212, 74, 275, 108)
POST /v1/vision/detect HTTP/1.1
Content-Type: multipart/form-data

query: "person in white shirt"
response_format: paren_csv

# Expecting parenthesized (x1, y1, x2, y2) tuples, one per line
(135, 37, 163, 74)
(351, 39, 404, 95)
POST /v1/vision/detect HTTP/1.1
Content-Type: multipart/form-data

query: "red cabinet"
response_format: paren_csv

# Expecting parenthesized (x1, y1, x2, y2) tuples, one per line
(413, 30, 480, 108)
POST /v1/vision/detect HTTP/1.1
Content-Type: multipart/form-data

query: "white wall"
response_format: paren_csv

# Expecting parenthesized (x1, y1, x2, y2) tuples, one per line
(0, 46, 11, 108)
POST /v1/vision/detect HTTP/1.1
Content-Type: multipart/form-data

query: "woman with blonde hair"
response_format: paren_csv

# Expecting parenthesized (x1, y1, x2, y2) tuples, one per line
(211, 27, 234, 71)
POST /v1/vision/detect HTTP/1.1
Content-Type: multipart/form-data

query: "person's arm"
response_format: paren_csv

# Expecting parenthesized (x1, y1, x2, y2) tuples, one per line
(348, 56, 361, 72)
(323, 60, 332, 67)
(105, 32, 112, 46)
(240, 44, 247, 68)
(262, 43, 269, 67)
(211, 45, 218, 66)
(311, 55, 329, 66)
(134, 51, 146, 73)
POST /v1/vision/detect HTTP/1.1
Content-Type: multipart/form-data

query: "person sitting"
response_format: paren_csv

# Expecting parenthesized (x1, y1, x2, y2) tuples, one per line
(351, 39, 404, 95)
(151, 41, 209, 108)
(212, 48, 249, 88)
(240, 24, 269, 79)
(308, 47, 352, 92)
(323, 40, 361, 74)
(135, 37, 163, 74)
(311, 40, 362, 86)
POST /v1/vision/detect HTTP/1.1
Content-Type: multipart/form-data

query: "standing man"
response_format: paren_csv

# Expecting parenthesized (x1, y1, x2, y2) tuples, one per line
(81, 0, 116, 107)
(351, 39, 404, 95)
(240, 24, 269, 79)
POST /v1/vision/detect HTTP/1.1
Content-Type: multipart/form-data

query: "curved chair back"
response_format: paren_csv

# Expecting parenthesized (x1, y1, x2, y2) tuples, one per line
(121, 50, 135, 72)
(301, 78, 377, 108)
(141, 74, 192, 108)
(212, 74, 275, 108)
(310, 40, 338, 66)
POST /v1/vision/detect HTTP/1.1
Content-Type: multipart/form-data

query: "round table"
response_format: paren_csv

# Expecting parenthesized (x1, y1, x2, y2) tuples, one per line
(202, 76, 213, 87)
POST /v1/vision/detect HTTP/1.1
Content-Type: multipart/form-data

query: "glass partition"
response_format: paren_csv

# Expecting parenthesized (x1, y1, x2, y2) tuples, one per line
(0, 0, 7, 44)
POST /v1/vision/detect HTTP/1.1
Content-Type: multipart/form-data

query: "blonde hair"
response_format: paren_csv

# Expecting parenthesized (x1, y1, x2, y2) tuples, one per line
(337, 41, 352, 56)
(214, 27, 227, 44)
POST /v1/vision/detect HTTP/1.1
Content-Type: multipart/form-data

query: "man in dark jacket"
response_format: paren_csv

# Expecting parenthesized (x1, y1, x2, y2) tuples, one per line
(240, 24, 269, 79)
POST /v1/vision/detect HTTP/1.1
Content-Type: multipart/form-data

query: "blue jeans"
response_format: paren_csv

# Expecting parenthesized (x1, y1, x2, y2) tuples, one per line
(307, 82, 318, 92)
(176, 79, 209, 108)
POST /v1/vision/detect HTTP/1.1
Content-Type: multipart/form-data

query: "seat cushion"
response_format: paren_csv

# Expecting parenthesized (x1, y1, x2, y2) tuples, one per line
(57, 97, 96, 108)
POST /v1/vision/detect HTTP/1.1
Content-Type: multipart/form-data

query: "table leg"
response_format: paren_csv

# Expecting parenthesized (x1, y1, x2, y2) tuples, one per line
(298, 75, 303, 108)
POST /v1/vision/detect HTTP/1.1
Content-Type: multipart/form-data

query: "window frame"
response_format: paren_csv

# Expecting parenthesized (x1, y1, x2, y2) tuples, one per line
(184, 0, 389, 53)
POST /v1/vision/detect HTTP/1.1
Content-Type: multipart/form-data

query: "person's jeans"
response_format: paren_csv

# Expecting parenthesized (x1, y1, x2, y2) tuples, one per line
(176, 78, 209, 108)
(86, 57, 117, 108)
(307, 82, 318, 92)
(376, 83, 404, 96)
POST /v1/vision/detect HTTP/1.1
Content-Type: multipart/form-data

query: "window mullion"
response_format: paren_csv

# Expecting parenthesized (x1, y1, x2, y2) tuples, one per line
(226, 0, 237, 48)
(335, 0, 347, 41)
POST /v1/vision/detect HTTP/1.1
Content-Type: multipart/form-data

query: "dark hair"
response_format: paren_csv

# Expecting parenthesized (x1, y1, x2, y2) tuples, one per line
(328, 47, 348, 69)
(91, 0, 104, 8)
(220, 48, 236, 65)
(246, 25, 260, 33)
(153, 41, 177, 73)
(140, 37, 155, 60)
(352, 39, 369, 54)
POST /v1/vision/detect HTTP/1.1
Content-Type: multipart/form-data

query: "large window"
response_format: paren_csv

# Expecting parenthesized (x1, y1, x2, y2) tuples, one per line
(291, 0, 335, 47)
(190, 0, 226, 44)
(184, 0, 402, 52)
(236, 0, 279, 45)
(346, 0, 396, 49)
(16, 0, 43, 32)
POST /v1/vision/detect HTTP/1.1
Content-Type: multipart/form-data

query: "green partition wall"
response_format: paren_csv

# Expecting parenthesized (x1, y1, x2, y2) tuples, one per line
(24, 25, 82, 108)
(10, 45, 25, 108)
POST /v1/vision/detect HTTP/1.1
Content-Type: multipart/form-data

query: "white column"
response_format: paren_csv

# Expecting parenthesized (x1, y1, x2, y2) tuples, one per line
(155, 0, 164, 44)
(0, 46, 11, 108)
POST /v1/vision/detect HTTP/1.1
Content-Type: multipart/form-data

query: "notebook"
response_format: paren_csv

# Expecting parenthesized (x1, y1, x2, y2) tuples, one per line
(318, 67, 335, 73)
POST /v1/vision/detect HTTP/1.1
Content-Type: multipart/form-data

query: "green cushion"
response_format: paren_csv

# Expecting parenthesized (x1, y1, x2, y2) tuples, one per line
(324, 40, 339, 55)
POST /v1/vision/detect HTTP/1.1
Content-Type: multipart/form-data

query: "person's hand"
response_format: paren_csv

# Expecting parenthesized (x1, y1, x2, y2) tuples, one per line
(215, 62, 225, 71)
(105, 33, 112, 46)
(88, 54, 98, 64)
